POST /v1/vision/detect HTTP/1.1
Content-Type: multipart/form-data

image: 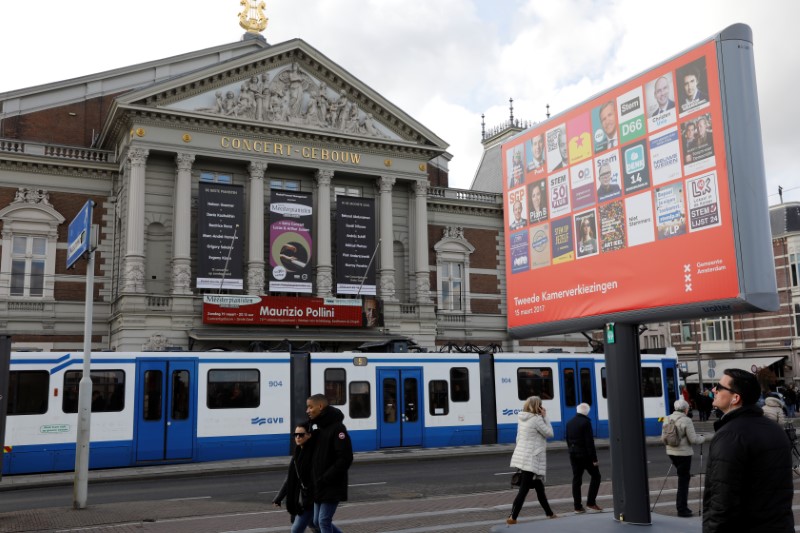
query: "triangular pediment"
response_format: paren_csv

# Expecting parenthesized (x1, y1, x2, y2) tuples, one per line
(111, 39, 447, 151)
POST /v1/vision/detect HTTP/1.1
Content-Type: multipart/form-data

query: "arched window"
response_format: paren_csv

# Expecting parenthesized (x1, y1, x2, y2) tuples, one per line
(0, 189, 65, 299)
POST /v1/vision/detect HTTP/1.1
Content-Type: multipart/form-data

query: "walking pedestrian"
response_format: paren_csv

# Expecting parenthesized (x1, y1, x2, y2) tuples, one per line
(703, 369, 793, 532)
(306, 394, 353, 533)
(565, 403, 603, 513)
(763, 394, 786, 425)
(664, 399, 705, 518)
(506, 396, 558, 524)
(273, 422, 318, 532)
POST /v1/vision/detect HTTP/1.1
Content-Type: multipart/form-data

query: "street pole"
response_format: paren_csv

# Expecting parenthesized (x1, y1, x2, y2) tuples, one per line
(695, 319, 704, 392)
(73, 249, 94, 509)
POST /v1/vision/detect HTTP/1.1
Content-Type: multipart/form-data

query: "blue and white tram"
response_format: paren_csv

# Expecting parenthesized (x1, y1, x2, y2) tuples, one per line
(1, 349, 678, 476)
(493, 351, 680, 442)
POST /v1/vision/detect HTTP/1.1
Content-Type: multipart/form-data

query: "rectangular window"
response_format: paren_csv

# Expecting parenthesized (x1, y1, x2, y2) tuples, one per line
(680, 320, 693, 342)
(641, 368, 663, 398)
(562, 368, 576, 406)
(666, 367, 677, 402)
(143, 370, 163, 421)
(790, 252, 799, 287)
(701, 316, 734, 342)
(795, 304, 800, 337)
(579, 368, 593, 406)
(334, 186, 362, 198)
(601, 367, 608, 398)
(349, 381, 370, 419)
(439, 262, 464, 311)
(10, 236, 47, 297)
(450, 367, 470, 402)
(172, 370, 190, 420)
(429, 380, 449, 416)
(324, 368, 346, 405)
(63, 370, 125, 413)
(270, 178, 301, 191)
(200, 171, 232, 183)
(207, 369, 260, 409)
(7, 371, 49, 415)
(516, 367, 554, 401)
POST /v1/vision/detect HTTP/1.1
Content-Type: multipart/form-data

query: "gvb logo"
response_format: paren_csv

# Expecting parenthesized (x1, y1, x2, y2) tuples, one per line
(251, 416, 284, 426)
(502, 408, 521, 416)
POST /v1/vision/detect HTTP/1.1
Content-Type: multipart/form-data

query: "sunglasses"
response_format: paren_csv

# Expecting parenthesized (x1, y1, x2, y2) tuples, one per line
(713, 382, 737, 394)
(293, 432, 309, 438)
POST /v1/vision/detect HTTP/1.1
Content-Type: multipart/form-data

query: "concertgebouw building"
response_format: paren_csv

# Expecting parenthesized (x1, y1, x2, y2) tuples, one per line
(0, 5, 798, 388)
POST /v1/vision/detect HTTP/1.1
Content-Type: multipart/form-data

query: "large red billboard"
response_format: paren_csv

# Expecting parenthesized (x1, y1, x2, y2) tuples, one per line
(503, 33, 774, 336)
(203, 295, 362, 327)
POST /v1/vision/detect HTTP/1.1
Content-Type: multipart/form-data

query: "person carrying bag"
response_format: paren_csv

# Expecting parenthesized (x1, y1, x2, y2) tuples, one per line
(273, 422, 319, 532)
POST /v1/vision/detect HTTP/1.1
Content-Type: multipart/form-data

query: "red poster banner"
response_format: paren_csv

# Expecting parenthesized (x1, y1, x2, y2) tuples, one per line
(203, 295, 362, 327)
(503, 40, 739, 332)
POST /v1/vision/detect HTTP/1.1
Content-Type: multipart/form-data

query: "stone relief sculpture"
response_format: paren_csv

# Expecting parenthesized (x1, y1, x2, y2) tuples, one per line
(193, 63, 390, 139)
(13, 188, 51, 205)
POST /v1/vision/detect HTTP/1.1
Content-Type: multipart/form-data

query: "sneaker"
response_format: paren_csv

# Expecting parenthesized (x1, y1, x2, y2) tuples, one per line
(587, 504, 603, 511)
(677, 510, 694, 518)
(574, 507, 586, 513)
(506, 516, 517, 525)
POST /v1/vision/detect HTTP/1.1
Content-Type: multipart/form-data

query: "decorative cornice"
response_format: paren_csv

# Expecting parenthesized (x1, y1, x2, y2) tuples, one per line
(0, 159, 116, 181)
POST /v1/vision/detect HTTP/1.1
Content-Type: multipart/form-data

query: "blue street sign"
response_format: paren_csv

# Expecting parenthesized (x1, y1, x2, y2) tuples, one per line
(67, 201, 93, 269)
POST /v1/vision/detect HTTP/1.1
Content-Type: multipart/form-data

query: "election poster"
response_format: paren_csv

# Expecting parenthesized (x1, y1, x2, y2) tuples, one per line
(510, 229, 530, 274)
(548, 171, 571, 218)
(677, 57, 711, 116)
(526, 133, 547, 175)
(686, 171, 722, 232)
(574, 209, 599, 259)
(529, 222, 551, 270)
(507, 144, 525, 188)
(508, 187, 528, 231)
(528, 179, 548, 224)
(617, 86, 647, 145)
(599, 200, 626, 253)
(546, 124, 568, 173)
(625, 191, 656, 247)
(650, 127, 682, 186)
(570, 160, 596, 211)
(646, 73, 678, 131)
(622, 140, 651, 195)
(594, 150, 622, 203)
(655, 182, 687, 240)
(551, 217, 574, 264)
(567, 113, 592, 164)
(681, 113, 716, 175)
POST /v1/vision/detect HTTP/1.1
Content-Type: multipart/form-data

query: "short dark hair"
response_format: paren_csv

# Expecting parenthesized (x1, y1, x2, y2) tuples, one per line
(308, 393, 329, 406)
(724, 368, 760, 405)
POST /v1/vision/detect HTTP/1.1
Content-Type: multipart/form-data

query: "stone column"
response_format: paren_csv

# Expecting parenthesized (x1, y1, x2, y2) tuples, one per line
(315, 169, 334, 297)
(412, 179, 432, 303)
(378, 175, 396, 301)
(123, 147, 149, 293)
(171, 153, 194, 295)
(247, 161, 268, 295)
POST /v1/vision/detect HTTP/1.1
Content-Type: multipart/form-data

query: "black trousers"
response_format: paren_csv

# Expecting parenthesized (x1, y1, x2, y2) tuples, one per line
(669, 454, 693, 514)
(569, 454, 601, 508)
(510, 470, 554, 519)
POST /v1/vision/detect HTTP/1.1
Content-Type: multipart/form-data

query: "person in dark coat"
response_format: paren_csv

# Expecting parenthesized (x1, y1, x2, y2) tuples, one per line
(565, 403, 602, 513)
(703, 369, 794, 532)
(273, 422, 318, 533)
(306, 394, 353, 533)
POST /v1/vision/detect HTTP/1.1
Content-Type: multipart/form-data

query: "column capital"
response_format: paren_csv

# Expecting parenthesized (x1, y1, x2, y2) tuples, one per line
(412, 179, 429, 197)
(248, 161, 268, 179)
(378, 175, 396, 192)
(128, 147, 149, 167)
(315, 169, 334, 185)
(175, 152, 195, 171)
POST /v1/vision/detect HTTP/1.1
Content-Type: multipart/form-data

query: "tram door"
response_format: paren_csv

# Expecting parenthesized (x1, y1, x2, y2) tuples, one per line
(136, 360, 196, 462)
(559, 360, 598, 433)
(377, 368, 423, 448)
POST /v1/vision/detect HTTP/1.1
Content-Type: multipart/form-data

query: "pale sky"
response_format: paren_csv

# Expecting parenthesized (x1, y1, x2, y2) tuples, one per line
(2, 0, 797, 204)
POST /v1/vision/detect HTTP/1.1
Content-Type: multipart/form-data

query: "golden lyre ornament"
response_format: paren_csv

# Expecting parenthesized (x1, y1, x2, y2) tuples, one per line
(239, 0, 268, 34)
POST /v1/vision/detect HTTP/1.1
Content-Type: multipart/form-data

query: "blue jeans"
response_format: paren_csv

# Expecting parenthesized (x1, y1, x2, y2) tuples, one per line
(313, 501, 342, 533)
(291, 507, 314, 533)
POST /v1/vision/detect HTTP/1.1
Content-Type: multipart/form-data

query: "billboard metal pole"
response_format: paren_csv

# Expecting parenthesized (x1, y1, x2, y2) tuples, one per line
(605, 323, 651, 525)
(73, 248, 94, 509)
(695, 320, 704, 392)
(0, 335, 11, 482)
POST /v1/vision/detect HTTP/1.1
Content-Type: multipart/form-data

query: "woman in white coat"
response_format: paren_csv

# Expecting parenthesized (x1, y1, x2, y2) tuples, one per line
(507, 396, 557, 524)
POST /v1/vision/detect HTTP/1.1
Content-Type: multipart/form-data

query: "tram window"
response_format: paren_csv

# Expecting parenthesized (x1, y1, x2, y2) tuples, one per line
(7, 371, 49, 415)
(143, 370, 163, 421)
(450, 367, 470, 402)
(324, 368, 346, 405)
(562, 368, 577, 407)
(517, 368, 554, 400)
(63, 370, 125, 413)
(666, 367, 677, 402)
(429, 380, 449, 416)
(579, 368, 593, 406)
(641, 368, 663, 398)
(172, 370, 190, 420)
(349, 381, 371, 419)
(207, 369, 260, 409)
(601, 368, 608, 398)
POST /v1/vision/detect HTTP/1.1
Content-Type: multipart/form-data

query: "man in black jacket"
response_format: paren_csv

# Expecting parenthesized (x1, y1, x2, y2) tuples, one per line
(307, 394, 353, 533)
(565, 403, 602, 513)
(703, 369, 793, 532)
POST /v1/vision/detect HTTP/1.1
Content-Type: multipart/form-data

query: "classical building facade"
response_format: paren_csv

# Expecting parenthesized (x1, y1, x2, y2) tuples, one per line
(0, 20, 595, 355)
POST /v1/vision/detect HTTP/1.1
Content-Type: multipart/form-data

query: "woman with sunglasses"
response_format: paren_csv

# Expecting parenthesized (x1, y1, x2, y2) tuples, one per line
(273, 422, 317, 532)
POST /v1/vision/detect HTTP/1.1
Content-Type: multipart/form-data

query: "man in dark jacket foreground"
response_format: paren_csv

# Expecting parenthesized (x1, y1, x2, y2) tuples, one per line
(703, 369, 793, 532)
(565, 403, 602, 513)
(307, 393, 353, 533)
